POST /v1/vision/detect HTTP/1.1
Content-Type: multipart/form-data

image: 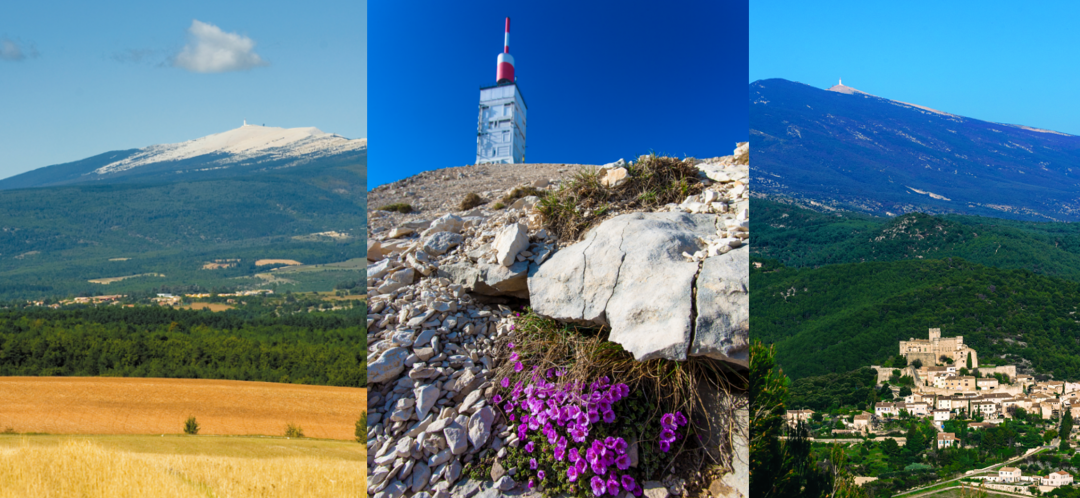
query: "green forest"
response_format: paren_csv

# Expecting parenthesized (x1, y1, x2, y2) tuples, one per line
(750, 256, 1080, 381)
(753, 198, 1080, 280)
(0, 305, 366, 387)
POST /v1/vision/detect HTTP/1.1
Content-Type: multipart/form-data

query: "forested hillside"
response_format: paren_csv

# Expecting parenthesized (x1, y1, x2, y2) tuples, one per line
(0, 157, 365, 300)
(750, 257, 1080, 381)
(753, 198, 1080, 280)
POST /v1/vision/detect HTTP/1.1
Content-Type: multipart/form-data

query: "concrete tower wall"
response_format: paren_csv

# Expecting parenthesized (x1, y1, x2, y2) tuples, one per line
(476, 84, 527, 164)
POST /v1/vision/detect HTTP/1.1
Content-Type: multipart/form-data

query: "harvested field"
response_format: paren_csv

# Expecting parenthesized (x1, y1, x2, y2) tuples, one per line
(0, 437, 365, 497)
(0, 377, 365, 440)
(88, 273, 165, 284)
(255, 259, 303, 266)
(177, 302, 234, 312)
(272, 257, 365, 273)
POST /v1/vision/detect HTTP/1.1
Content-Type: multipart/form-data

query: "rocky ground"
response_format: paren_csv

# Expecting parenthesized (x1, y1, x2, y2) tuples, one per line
(367, 145, 750, 498)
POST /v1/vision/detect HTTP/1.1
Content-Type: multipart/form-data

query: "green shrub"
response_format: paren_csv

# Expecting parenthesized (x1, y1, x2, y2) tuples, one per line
(356, 412, 367, 443)
(285, 423, 304, 438)
(460, 193, 485, 211)
(377, 203, 413, 214)
(492, 202, 505, 210)
(184, 416, 199, 435)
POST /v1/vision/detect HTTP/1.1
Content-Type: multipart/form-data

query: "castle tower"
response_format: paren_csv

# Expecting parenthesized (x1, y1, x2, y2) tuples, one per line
(476, 17, 527, 165)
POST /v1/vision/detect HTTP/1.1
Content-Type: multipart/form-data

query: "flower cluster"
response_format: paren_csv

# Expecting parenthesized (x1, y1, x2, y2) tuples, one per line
(498, 363, 644, 496)
(657, 411, 688, 452)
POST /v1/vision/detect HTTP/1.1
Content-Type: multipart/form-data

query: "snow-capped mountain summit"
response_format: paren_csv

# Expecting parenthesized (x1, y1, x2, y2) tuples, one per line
(93, 124, 367, 175)
(0, 124, 367, 190)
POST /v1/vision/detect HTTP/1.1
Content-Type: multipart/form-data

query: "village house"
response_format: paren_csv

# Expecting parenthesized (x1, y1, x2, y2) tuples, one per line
(875, 402, 895, 417)
(977, 378, 999, 390)
(937, 432, 959, 448)
(785, 409, 814, 428)
(933, 409, 952, 423)
(1043, 470, 1074, 487)
(852, 413, 872, 432)
(999, 467, 1022, 483)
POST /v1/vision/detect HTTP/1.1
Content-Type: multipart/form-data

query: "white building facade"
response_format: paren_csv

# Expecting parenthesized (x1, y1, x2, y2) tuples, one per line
(476, 83, 527, 164)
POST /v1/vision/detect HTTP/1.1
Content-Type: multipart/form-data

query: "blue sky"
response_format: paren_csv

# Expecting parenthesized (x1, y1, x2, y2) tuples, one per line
(752, 1, 1080, 135)
(0, 0, 366, 180)
(368, 0, 749, 188)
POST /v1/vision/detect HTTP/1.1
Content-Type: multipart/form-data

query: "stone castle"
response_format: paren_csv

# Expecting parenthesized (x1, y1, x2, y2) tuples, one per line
(900, 327, 979, 368)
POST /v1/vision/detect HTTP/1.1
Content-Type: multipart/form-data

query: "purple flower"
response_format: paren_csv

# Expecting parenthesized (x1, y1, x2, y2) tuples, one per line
(509, 414, 515, 422)
(603, 409, 617, 424)
(660, 428, 676, 444)
(659, 440, 671, 453)
(530, 458, 538, 469)
(674, 411, 688, 426)
(538, 470, 546, 480)
(508, 342, 515, 349)
(621, 475, 636, 491)
(504, 402, 514, 412)
(510, 324, 516, 330)
(586, 446, 599, 465)
(493, 394, 503, 404)
(613, 437, 628, 453)
(606, 475, 620, 496)
(510, 352, 519, 361)
(514, 362, 524, 372)
(567, 465, 580, 482)
(528, 479, 535, 489)
(661, 413, 676, 429)
(525, 441, 535, 453)
(554, 446, 566, 461)
(568, 447, 581, 463)
(557, 435, 568, 449)
(615, 453, 631, 470)
(501, 377, 510, 388)
(591, 476, 607, 496)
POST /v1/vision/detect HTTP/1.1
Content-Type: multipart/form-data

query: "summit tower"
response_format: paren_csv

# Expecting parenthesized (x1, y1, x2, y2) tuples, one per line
(476, 17, 527, 164)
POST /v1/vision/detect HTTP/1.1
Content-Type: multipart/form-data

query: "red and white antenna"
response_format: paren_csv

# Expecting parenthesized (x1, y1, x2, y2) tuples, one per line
(496, 17, 515, 84)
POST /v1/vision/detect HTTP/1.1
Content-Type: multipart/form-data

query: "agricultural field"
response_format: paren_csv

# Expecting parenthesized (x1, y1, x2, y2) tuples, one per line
(0, 435, 365, 498)
(0, 377, 366, 440)
(176, 302, 234, 312)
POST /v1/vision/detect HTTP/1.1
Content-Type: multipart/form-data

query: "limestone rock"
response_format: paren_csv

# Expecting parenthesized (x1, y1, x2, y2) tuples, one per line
(493, 223, 529, 267)
(529, 212, 714, 360)
(415, 384, 441, 420)
(369, 347, 410, 384)
(690, 246, 749, 367)
(438, 261, 531, 298)
(467, 406, 494, 449)
(422, 232, 464, 256)
(601, 166, 629, 188)
(368, 240, 385, 261)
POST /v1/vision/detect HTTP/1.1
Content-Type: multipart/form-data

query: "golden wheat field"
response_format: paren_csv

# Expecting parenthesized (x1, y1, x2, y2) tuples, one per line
(0, 377, 366, 440)
(0, 437, 366, 498)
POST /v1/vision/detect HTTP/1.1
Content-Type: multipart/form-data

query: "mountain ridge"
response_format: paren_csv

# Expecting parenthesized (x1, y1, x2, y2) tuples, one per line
(0, 124, 367, 190)
(750, 78, 1080, 221)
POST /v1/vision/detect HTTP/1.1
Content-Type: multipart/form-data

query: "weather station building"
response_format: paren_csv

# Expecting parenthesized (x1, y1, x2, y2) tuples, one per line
(476, 17, 527, 164)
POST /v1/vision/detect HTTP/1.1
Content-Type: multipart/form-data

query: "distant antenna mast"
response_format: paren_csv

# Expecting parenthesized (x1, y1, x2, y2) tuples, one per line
(243, 119, 247, 126)
(839, 78, 843, 86)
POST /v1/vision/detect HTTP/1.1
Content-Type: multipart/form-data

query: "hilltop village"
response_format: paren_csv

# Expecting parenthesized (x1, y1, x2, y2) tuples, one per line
(787, 328, 1079, 494)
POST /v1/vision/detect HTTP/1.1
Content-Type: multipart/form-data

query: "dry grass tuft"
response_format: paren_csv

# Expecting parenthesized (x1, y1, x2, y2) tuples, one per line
(376, 203, 413, 214)
(459, 192, 485, 211)
(0, 438, 365, 498)
(537, 154, 704, 241)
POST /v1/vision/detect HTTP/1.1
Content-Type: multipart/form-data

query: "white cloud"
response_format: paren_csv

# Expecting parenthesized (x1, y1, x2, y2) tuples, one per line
(173, 20, 268, 73)
(1, 37, 39, 62)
